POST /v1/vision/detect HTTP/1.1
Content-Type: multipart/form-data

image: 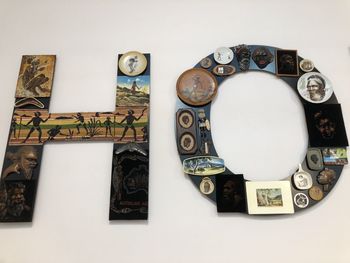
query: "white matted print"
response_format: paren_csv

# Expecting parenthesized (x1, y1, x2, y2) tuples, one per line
(246, 181, 294, 215)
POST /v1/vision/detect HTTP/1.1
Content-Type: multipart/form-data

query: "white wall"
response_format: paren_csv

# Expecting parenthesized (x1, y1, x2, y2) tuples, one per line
(0, 0, 349, 262)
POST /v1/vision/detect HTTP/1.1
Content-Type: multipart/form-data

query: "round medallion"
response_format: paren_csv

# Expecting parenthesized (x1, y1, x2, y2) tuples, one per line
(297, 72, 333, 103)
(200, 57, 212, 69)
(299, 59, 315, 72)
(199, 177, 215, 195)
(178, 110, 194, 129)
(179, 133, 195, 152)
(176, 68, 218, 106)
(214, 47, 234, 64)
(293, 165, 313, 190)
(309, 186, 324, 201)
(294, 193, 309, 208)
(118, 51, 147, 76)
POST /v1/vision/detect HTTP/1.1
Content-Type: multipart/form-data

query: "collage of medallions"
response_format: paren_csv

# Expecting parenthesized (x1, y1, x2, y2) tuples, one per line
(1, 55, 55, 222)
(175, 45, 348, 216)
(1, 51, 151, 222)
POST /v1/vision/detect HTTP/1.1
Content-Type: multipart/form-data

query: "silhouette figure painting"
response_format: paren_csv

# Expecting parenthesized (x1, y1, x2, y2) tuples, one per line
(104, 117, 113, 137)
(72, 113, 88, 135)
(23, 112, 51, 143)
(118, 108, 147, 141)
(46, 125, 66, 141)
(10, 117, 17, 139)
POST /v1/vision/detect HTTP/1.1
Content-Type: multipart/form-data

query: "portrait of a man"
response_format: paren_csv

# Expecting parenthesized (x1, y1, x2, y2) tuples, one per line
(304, 104, 348, 147)
(1, 146, 41, 180)
(216, 174, 246, 212)
(276, 49, 299, 76)
(297, 72, 333, 103)
(306, 75, 326, 102)
(317, 168, 337, 191)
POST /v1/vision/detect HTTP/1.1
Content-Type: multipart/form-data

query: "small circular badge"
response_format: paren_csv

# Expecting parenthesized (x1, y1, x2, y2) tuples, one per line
(199, 177, 215, 195)
(297, 72, 333, 103)
(118, 51, 147, 76)
(176, 68, 218, 106)
(180, 133, 196, 152)
(309, 186, 324, 201)
(299, 59, 315, 72)
(294, 193, 309, 208)
(200, 57, 212, 69)
(178, 110, 194, 129)
(214, 47, 234, 64)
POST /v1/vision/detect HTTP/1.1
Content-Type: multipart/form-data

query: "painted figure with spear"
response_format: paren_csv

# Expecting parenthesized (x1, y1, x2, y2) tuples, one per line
(118, 108, 147, 142)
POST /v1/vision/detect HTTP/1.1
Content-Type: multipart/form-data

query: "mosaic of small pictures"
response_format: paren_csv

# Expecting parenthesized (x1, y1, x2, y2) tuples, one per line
(1, 52, 150, 222)
(0, 54, 56, 222)
(176, 44, 348, 216)
(109, 52, 150, 220)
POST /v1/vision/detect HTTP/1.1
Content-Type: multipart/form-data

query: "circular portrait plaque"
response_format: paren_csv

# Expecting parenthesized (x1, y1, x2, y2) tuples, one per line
(297, 72, 333, 104)
(176, 68, 218, 106)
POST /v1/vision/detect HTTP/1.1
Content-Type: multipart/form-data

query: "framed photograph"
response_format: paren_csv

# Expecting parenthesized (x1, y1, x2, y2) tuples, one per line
(246, 181, 294, 215)
(216, 174, 246, 213)
(304, 104, 348, 147)
(275, 49, 299, 77)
